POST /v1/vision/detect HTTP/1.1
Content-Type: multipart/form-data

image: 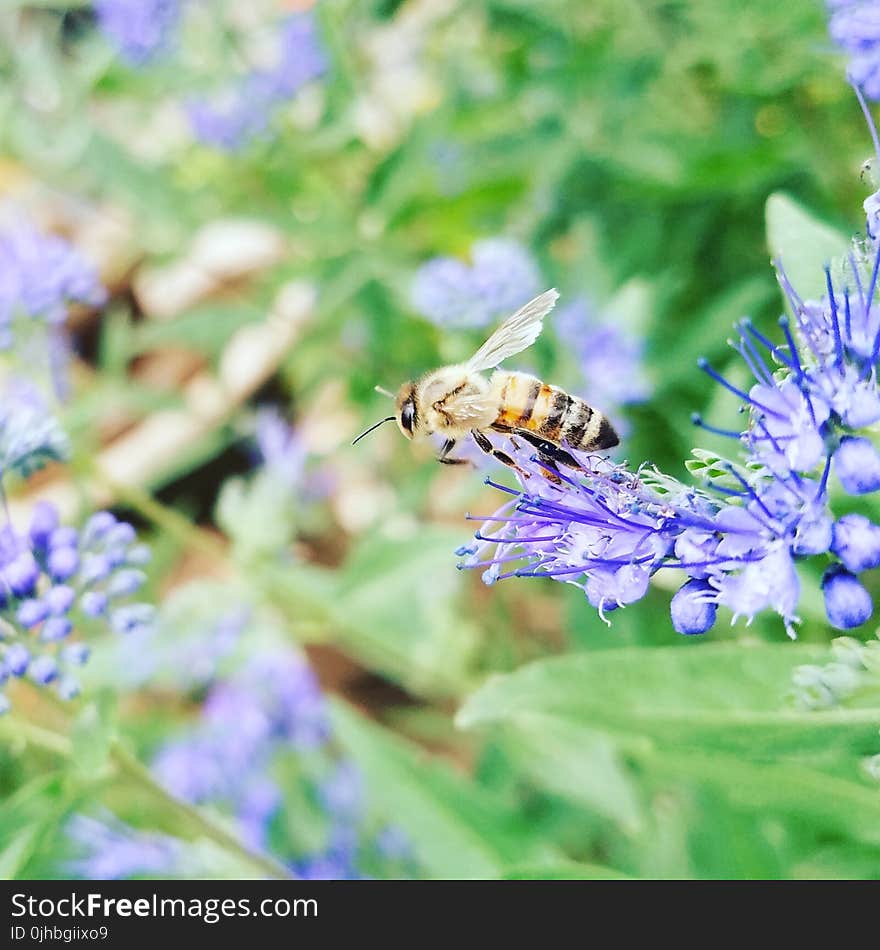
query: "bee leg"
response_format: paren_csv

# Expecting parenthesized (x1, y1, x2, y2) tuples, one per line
(509, 428, 585, 471)
(470, 430, 530, 479)
(437, 439, 469, 465)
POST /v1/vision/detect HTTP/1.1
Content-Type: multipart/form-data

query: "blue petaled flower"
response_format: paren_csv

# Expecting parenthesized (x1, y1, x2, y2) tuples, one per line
(411, 238, 541, 329)
(461, 149, 880, 637)
(0, 502, 154, 710)
(95, 0, 181, 66)
(185, 13, 327, 151)
(829, 1, 880, 100)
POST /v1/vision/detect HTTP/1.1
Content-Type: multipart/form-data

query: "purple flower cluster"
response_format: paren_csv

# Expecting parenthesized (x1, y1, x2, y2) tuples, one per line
(0, 502, 153, 712)
(66, 813, 184, 881)
(68, 640, 412, 879)
(411, 238, 541, 329)
(95, 0, 181, 66)
(150, 650, 371, 877)
(185, 14, 327, 151)
(460, 184, 880, 637)
(829, 1, 880, 100)
(152, 650, 332, 807)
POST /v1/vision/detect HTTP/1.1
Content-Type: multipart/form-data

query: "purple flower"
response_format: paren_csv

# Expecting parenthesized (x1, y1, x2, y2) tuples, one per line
(152, 648, 331, 809)
(237, 778, 282, 852)
(255, 408, 306, 490)
(0, 224, 106, 398)
(0, 502, 153, 711)
(829, 1, 880, 100)
(66, 814, 182, 880)
(296, 853, 358, 881)
(95, 0, 181, 66)
(71, 644, 373, 880)
(318, 761, 364, 821)
(670, 579, 716, 635)
(0, 381, 69, 480)
(831, 513, 880, 572)
(460, 216, 880, 637)
(185, 13, 326, 151)
(375, 825, 414, 864)
(411, 238, 540, 329)
(833, 436, 880, 493)
(822, 565, 873, 629)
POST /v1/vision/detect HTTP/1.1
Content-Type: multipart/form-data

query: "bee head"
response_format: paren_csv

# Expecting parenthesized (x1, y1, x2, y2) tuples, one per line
(395, 382, 418, 440)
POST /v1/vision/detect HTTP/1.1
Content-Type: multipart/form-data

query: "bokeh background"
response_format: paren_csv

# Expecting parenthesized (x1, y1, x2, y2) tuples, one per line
(1, 0, 880, 880)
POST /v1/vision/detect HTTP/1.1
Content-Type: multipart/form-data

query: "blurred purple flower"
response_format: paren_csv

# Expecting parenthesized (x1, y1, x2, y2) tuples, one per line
(0, 503, 153, 711)
(411, 238, 540, 329)
(255, 408, 306, 491)
(95, 0, 181, 65)
(66, 813, 182, 880)
(0, 380, 69, 479)
(318, 760, 364, 822)
(556, 297, 651, 410)
(0, 223, 106, 398)
(185, 13, 327, 151)
(829, 1, 880, 100)
(68, 645, 380, 880)
(152, 648, 331, 808)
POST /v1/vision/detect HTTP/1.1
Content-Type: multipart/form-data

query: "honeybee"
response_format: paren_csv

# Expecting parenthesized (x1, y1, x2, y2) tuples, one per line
(353, 289, 619, 475)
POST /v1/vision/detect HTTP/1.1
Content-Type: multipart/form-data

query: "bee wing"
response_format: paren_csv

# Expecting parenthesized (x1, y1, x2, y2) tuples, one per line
(466, 289, 559, 372)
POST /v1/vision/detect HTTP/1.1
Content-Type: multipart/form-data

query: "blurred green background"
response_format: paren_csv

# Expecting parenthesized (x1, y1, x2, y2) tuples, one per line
(1, 0, 879, 881)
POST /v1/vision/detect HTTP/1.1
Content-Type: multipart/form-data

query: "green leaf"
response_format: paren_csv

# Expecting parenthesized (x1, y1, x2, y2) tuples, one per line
(502, 719, 643, 833)
(0, 774, 65, 878)
(331, 700, 553, 879)
(643, 748, 880, 846)
(765, 193, 850, 301)
(457, 644, 880, 757)
(0, 826, 44, 879)
(331, 529, 480, 696)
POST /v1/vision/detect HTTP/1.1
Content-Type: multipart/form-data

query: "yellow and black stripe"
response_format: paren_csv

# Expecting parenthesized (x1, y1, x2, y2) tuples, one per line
(492, 372, 618, 451)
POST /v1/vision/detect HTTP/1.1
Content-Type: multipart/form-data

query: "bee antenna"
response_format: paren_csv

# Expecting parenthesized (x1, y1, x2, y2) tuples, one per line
(352, 416, 396, 446)
(374, 385, 394, 399)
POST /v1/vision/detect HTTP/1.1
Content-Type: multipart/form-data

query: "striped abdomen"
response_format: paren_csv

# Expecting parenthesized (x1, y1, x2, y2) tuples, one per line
(490, 371, 618, 452)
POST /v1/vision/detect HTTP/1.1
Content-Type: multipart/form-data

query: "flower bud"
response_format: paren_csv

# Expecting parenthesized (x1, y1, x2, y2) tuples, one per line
(48, 546, 79, 581)
(831, 514, 880, 573)
(40, 617, 73, 643)
(28, 655, 58, 685)
(28, 501, 59, 549)
(16, 599, 47, 628)
(4, 643, 30, 677)
(834, 437, 880, 494)
(671, 579, 717, 635)
(46, 585, 75, 616)
(822, 565, 873, 629)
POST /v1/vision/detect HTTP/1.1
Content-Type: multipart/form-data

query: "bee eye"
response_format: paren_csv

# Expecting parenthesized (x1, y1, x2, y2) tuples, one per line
(401, 401, 415, 434)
